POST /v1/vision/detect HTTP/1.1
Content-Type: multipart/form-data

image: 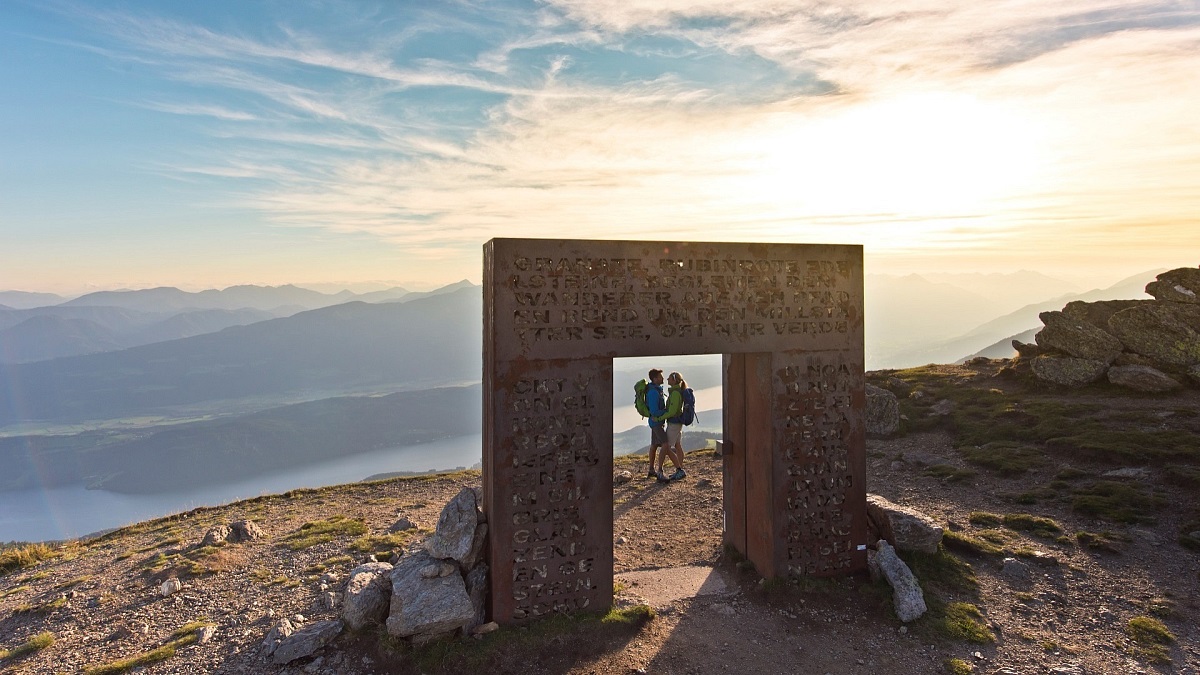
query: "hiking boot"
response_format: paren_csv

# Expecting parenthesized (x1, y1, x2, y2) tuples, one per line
(656, 470, 670, 484)
(645, 469, 657, 479)
(669, 468, 686, 481)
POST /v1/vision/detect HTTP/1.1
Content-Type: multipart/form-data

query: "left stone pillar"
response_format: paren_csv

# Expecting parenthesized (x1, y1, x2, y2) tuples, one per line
(483, 359, 614, 623)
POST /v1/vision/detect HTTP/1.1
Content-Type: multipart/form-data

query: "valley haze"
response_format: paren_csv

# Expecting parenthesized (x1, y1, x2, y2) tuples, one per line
(0, 268, 1164, 543)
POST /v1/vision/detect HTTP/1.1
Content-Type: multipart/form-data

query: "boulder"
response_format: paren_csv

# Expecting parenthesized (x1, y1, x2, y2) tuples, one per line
(1034, 311, 1123, 363)
(160, 578, 182, 597)
(201, 524, 232, 547)
(386, 551, 476, 639)
(465, 563, 489, 630)
(874, 540, 927, 622)
(1108, 302, 1200, 369)
(261, 618, 294, 656)
(1145, 267, 1200, 304)
(425, 488, 484, 565)
(229, 520, 265, 543)
(387, 517, 420, 533)
(865, 384, 900, 436)
(1061, 299, 1145, 333)
(1030, 354, 1108, 386)
(1011, 340, 1041, 358)
(866, 494, 943, 554)
(613, 470, 634, 485)
(1106, 365, 1182, 393)
(272, 619, 343, 665)
(341, 562, 394, 631)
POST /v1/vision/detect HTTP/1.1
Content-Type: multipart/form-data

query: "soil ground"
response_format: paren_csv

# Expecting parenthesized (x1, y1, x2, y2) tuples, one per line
(2, 362, 1199, 674)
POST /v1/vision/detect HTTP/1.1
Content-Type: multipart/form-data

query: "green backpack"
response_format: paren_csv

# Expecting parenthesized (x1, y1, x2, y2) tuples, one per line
(633, 379, 652, 419)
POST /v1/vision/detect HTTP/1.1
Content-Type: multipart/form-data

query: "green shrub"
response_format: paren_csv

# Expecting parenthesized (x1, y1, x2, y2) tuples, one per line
(933, 602, 994, 644)
(966, 512, 1002, 527)
(942, 531, 1003, 557)
(1075, 531, 1129, 553)
(1127, 615, 1174, 663)
(1001, 513, 1062, 538)
(0, 543, 60, 576)
(1071, 481, 1165, 523)
(280, 516, 368, 550)
(959, 442, 1045, 475)
(0, 631, 55, 662)
(944, 657, 973, 674)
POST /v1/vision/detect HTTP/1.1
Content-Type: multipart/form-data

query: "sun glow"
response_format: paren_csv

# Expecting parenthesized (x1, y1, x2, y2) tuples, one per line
(724, 92, 1050, 247)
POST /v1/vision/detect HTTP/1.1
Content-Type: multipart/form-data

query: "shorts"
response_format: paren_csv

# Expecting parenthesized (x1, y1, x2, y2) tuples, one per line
(650, 424, 667, 446)
(666, 422, 683, 447)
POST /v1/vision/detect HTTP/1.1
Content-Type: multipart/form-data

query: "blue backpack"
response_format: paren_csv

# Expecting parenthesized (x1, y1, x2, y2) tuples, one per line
(675, 388, 697, 426)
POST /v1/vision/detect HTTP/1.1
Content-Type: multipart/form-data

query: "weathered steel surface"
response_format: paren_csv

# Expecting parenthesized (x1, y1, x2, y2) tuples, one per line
(484, 238, 866, 625)
(484, 357, 614, 624)
(488, 239, 861, 362)
(721, 353, 747, 553)
(772, 350, 868, 576)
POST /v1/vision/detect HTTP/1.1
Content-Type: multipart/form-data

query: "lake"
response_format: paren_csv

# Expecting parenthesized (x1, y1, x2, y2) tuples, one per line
(0, 433, 483, 543)
(1, 385, 724, 543)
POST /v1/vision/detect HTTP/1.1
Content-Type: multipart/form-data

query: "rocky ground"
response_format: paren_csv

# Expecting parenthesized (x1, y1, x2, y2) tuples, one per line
(2, 361, 1199, 674)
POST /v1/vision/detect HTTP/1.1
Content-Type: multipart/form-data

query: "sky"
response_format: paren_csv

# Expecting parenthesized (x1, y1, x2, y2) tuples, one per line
(2, 0, 1198, 295)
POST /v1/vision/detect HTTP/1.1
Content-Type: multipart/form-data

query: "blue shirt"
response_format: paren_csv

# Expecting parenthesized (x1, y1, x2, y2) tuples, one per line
(646, 382, 666, 427)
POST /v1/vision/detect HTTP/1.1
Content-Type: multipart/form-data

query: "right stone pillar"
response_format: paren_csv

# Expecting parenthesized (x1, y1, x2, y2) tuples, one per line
(724, 347, 867, 577)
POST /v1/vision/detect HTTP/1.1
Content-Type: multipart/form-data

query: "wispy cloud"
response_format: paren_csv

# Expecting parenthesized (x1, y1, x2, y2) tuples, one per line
(58, 0, 1200, 281)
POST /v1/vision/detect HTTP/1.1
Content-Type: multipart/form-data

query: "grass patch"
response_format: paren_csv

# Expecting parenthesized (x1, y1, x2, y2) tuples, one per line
(1046, 429, 1200, 464)
(959, 441, 1045, 476)
(56, 574, 92, 590)
(1071, 481, 1166, 523)
(0, 631, 55, 662)
(924, 465, 977, 482)
(1001, 513, 1062, 538)
(945, 658, 973, 674)
(280, 516, 368, 550)
(1075, 530, 1129, 553)
(1180, 517, 1200, 551)
(934, 602, 994, 644)
(0, 584, 32, 600)
(899, 547, 978, 595)
(966, 512, 1002, 527)
(942, 531, 1004, 557)
(81, 621, 210, 675)
(1163, 464, 1200, 487)
(349, 532, 416, 558)
(1126, 615, 1174, 664)
(0, 543, 60, 576)
(408, 605, 653, 672)
(13, 595, 68, 615)
(1054, 467, 1091, 481)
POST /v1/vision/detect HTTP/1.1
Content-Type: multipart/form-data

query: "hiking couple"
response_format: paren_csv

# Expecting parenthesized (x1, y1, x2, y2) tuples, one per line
(640, 368, 694, 484)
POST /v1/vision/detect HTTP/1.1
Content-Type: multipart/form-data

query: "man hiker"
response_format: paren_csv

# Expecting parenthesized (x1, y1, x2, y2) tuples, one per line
(645, 369, 669, 481)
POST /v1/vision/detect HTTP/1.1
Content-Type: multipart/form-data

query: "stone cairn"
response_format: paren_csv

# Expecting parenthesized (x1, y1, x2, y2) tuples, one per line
(1017, 266, 1200, 392)
(262, 487, 492, 665)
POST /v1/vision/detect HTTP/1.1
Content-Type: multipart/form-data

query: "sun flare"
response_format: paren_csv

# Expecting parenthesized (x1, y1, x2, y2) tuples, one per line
(724, 92, 1050, 247)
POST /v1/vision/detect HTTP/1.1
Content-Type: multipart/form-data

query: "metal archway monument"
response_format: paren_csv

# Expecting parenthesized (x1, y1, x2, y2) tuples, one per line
(483, 239, 867, 624)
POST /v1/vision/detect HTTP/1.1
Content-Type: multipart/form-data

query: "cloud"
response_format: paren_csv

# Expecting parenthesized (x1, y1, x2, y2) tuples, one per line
(62, 0, 1200, 282)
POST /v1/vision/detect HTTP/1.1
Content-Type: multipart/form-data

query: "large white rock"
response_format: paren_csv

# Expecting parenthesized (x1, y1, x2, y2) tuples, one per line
(386, 551, 475, 639)
(341, 562, 394, 631)
(271, 619, 343, 665)
(425, 488, 484, 565)
(866, 494, 943, 554)
(875, 540, 927, 622)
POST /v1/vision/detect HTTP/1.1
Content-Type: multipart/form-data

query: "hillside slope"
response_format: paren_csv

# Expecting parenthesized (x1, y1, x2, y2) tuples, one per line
(1, 360, 1197, 674)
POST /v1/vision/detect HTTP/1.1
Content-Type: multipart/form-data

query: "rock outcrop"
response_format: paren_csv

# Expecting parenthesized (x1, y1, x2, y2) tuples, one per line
(1026, 266, 1200, 391)
(866, 494, 944, 554)
(375, 487, 490, 644)
(865, 384, 900, 436)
